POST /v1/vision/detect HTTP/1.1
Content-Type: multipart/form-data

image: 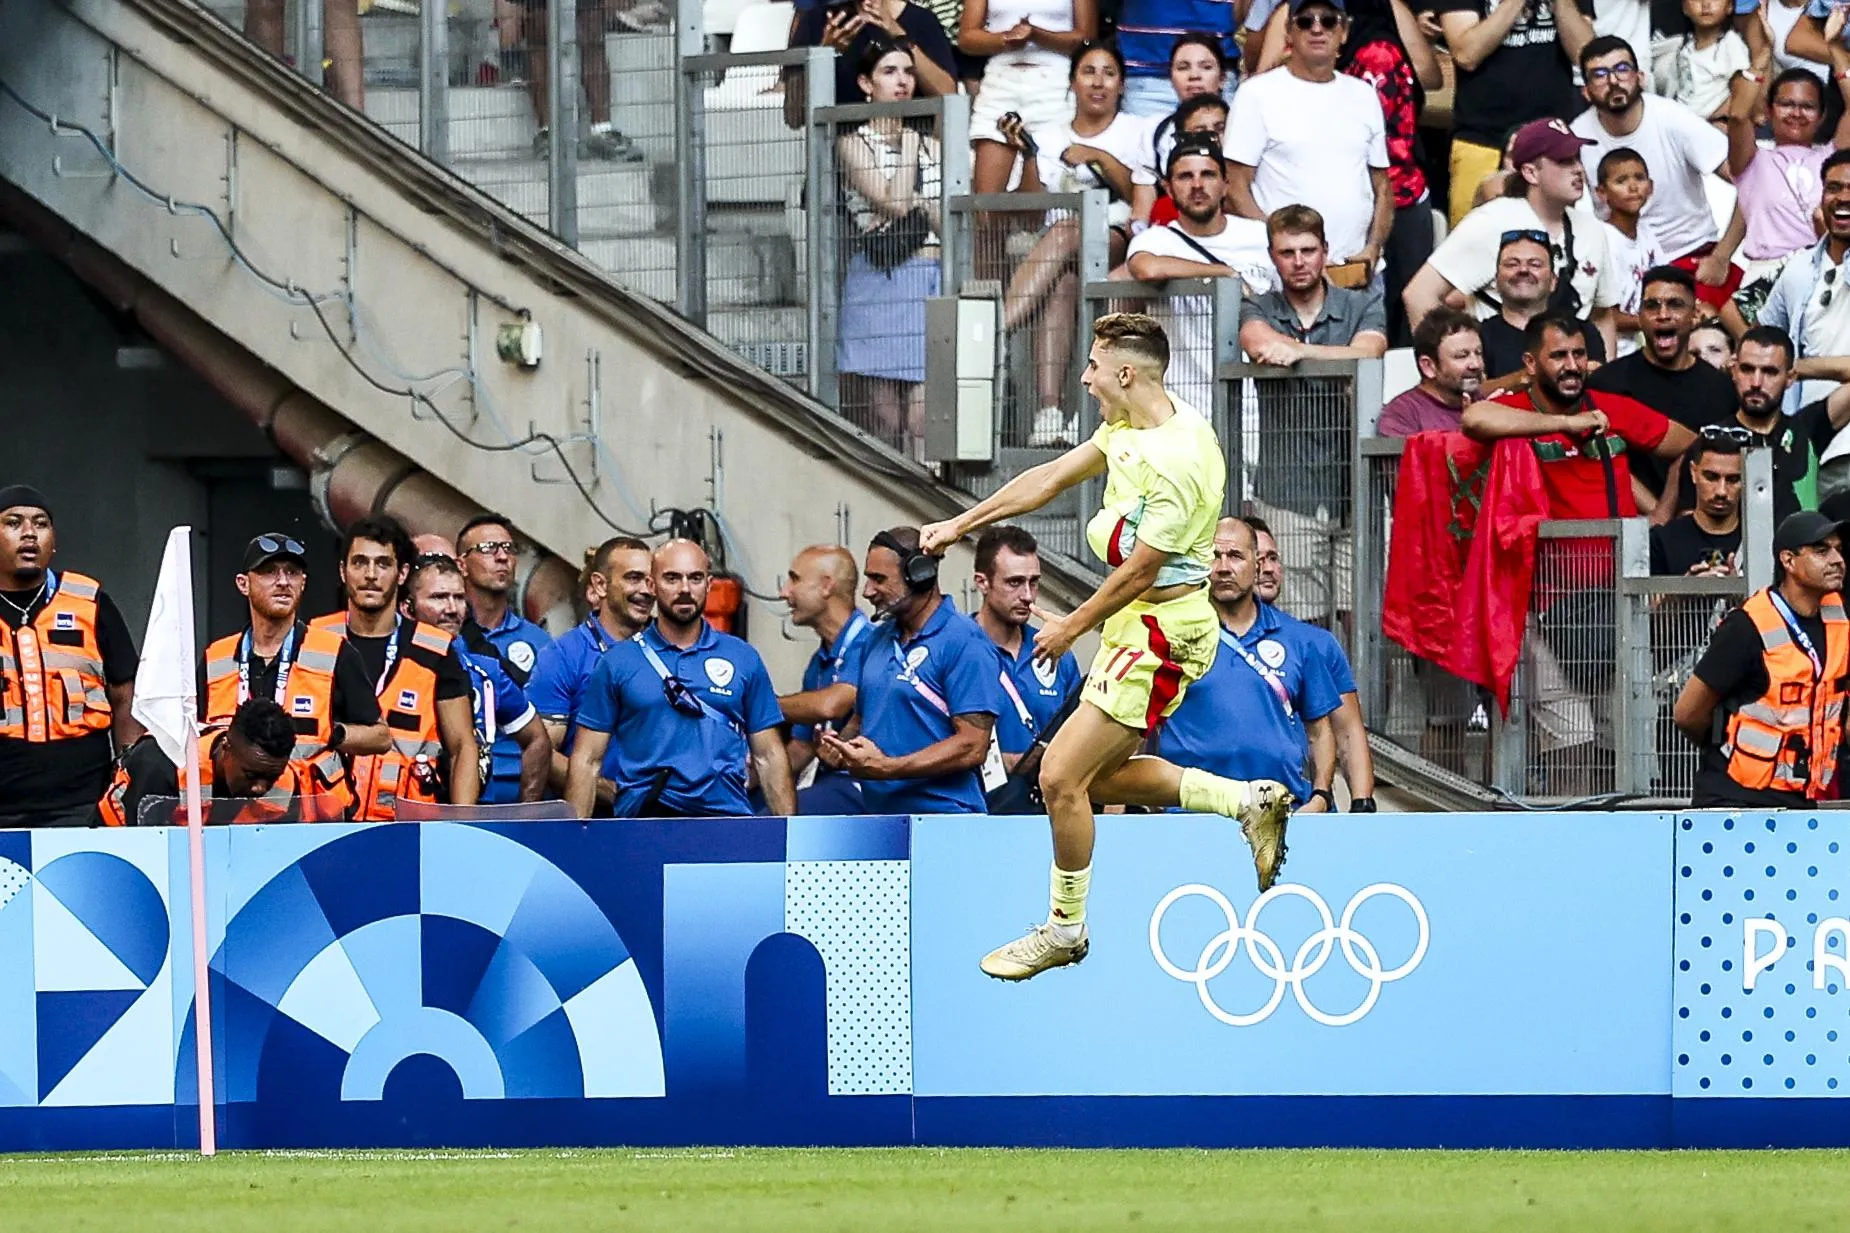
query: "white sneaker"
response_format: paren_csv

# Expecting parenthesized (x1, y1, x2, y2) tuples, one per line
(980, 922, 1089, 981)
(1027, 406, 1075, 448)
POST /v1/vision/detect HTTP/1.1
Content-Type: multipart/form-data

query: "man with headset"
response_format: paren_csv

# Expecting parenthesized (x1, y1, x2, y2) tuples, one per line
(815, 527, 1005, 814)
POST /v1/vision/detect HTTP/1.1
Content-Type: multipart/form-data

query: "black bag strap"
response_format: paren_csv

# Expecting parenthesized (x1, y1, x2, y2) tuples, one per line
(1165, 223, 1231, 269)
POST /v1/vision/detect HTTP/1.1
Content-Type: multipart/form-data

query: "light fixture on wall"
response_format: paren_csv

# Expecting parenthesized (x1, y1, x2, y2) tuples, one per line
(496, 313, 543, 370)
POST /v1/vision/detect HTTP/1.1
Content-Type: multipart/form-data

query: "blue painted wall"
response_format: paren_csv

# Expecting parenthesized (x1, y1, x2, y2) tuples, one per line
(0, 811, 1836, 1149)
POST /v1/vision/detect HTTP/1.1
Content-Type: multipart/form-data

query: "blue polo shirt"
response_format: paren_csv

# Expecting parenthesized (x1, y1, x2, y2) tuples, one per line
(1291, 617, 1358, 698)
(1158, 603, 1342, 804)
(575, 620, 782, 818)
(528, 617, 626, 778)
(469, 608, 553, 804)
(455, 646, 536, 747)
(991, 624, 1082, 755)
(791, 608, 873, 746)
(854, 597, 1003, 815)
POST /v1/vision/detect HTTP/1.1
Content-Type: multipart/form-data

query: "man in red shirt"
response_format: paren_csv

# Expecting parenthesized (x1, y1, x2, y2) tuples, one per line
(1459, 310, 1698, 795)
(1461, 311, 1698, 519)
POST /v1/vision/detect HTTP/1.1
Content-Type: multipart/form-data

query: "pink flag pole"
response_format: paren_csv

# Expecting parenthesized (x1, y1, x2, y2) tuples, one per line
(182, 724, 217, 1157)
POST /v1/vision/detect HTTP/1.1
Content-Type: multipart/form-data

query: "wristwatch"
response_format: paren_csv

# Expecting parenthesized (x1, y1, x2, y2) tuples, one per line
(1309, 788, 1336, 811)
(1350, 796, 1378, 813)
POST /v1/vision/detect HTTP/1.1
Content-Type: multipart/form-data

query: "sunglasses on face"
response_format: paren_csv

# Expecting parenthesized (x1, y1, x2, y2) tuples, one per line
(1585, 61, 1636, 82)
(462, 540, 517, 557)
(1292, 10, 1341, 29)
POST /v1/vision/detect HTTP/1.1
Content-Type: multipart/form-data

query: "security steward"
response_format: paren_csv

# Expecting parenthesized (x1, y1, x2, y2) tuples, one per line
(1159, 518, 1343, 812)
(815, 528, 1003, 815)
(100, 698, 310, 826)
(564, 539, 794, 818)
(777, 544, 871, 816)
(1676, 511, 1850, 808)
(311, 516, 479, 819)
(404, 552, 552, 803)
(971, 525, 1082, 774)
(529, 536, 654, 804)
(0, 485, 143, 828)
(201, 533, 392, 818)
(457, 513, 554, 803)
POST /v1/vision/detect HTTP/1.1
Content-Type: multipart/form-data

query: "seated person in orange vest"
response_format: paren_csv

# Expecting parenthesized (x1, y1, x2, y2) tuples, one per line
(99, 698, 344, 825)
(310, 515, 480, 820)
(200, 533, 391, 818)
(0, 484, 145, 828)
(1675, 511, 1850, 809)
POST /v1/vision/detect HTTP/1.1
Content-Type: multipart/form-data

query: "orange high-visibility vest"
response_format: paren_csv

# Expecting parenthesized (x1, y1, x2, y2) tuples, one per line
(1722, 588, 1850, 800)
(309, 614, 453, 821)
(0, 571, 113, 743)
(202, 622, 353, 817)
(97, 727, 344, 826)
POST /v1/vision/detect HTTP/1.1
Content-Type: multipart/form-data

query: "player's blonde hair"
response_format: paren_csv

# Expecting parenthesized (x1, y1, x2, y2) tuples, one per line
(1092, 312, 1170, 374)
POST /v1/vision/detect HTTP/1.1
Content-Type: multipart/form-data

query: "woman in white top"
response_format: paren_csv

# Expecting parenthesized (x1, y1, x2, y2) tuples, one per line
(836, 41, 945, 460)
(961, 0, 1098, 194)
(997, 40, 1144, 445)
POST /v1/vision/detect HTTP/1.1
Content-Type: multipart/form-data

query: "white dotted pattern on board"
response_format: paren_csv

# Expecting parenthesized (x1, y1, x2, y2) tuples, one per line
(785, 859, 911, 1096)
(0, 858, 29, 912)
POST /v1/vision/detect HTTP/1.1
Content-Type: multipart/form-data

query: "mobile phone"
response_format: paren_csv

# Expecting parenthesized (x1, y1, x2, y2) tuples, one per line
(824, 0, 858, 23)
(1001, 113, 1039, 158)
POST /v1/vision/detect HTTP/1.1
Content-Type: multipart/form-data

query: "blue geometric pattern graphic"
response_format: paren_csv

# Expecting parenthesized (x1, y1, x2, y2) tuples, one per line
(1675, 812, 1850, 1098)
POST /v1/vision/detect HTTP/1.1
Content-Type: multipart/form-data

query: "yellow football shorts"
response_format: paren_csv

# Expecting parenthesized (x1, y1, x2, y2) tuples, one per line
(1083, 586, 1220, 732)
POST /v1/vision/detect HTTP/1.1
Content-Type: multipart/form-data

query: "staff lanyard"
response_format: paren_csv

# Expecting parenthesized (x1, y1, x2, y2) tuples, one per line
(827, 611, 869, 682)
(370, 616, 405, 697)
(1769, 591, 1825, 683)
(1220, 626, 1295, 721)
(457, 648, 498, 745)
(237, 623, 299, 706)
(583, 615, 614, 655)
(997, 668, 1036, 734)
(892, 637, 952, 716)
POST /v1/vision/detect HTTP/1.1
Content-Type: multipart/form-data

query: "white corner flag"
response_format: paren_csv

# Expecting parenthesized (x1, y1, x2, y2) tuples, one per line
(132, 526, 216, 1157)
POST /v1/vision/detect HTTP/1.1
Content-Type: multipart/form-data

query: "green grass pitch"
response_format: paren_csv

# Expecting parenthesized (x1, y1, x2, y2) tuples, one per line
(0, 1147, 1842, 1232)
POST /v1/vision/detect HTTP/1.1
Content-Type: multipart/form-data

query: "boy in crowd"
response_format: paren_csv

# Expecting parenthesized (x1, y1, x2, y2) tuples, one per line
(1595, 147, 1666, 357)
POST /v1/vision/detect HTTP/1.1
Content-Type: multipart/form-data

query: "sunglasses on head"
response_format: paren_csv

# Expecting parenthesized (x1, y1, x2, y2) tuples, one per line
(1292, 9, 1342, 29)
(255, 534, 306, 558)
(1699, 425, 1755, 444)
(660, 674, 709, 720)
(411, 551, 457, 568)
(1499, 228, 1553, 253)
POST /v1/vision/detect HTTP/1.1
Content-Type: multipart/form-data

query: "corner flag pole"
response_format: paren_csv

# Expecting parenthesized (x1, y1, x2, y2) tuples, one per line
(132, 527, 216, 1156)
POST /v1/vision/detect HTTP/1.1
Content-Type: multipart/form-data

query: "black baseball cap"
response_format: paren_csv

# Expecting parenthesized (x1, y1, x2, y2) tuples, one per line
(1773, 511, 1849, 554)
(241, 532, 309, 572)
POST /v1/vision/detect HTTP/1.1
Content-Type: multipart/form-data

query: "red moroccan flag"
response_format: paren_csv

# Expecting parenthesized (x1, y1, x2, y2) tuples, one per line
(1383, 431, 1550, 713)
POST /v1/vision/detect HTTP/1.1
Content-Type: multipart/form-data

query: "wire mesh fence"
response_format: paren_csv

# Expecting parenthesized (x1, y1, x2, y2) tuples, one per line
(943, 191, 1109, 454)
(1644, 578, 1742, 800)
(1223, 361, 1383, 634)
(1085, 278, 1239, 444)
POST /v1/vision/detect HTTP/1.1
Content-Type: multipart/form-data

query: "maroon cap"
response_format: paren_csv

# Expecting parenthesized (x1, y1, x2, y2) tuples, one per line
(1508, 118, 1593, 169)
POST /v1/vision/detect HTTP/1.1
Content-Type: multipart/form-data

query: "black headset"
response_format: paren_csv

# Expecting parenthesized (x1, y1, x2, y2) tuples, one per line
(872, 530, 939, 594)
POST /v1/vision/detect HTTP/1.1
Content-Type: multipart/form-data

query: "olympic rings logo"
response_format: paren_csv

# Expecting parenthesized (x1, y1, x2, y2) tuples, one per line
(1148, 883, 1430, 1027)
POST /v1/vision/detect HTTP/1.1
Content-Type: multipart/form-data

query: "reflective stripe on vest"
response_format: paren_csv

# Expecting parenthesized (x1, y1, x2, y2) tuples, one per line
(1722, 588, 1850, 799)
(100, 728, 309, 826)
(0, 572, 111, 744)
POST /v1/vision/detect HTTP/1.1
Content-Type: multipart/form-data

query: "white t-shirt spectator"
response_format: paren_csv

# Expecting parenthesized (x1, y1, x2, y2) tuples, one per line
(1651, 31, 1751, 120)
(1037, 112, 1151, 226)
(1426, 194, 1625, 319)
(1126, 216, 1274, 411)
(1224, 67, 1389, 263)
(1570, 94, 1729, 259)
(1602, 219, 1667, 356)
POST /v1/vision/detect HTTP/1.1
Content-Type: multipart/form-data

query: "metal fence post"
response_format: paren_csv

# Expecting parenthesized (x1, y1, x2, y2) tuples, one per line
(547, 0, 581, 246)
(1211, 277, 1241, 513)
(673, 0, 704, 318)
(1614, 517, 1653, 796)
(1741, 443, 1775, 594)
(1072, 189, 1108, 405)
(418, 0, 449, 165)
(1350, 357, 1384, 635)
(295, 0, 323, 85)
(803, 45, 836, 403)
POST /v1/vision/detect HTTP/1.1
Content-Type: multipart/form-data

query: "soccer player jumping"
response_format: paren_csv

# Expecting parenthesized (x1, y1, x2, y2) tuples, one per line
(921, 313, 1293, 982)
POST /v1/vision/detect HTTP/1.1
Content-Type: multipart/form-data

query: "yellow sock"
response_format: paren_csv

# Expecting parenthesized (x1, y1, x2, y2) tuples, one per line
(1048, 863, 1091, 933)
(1179, 767, 1246, 816)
